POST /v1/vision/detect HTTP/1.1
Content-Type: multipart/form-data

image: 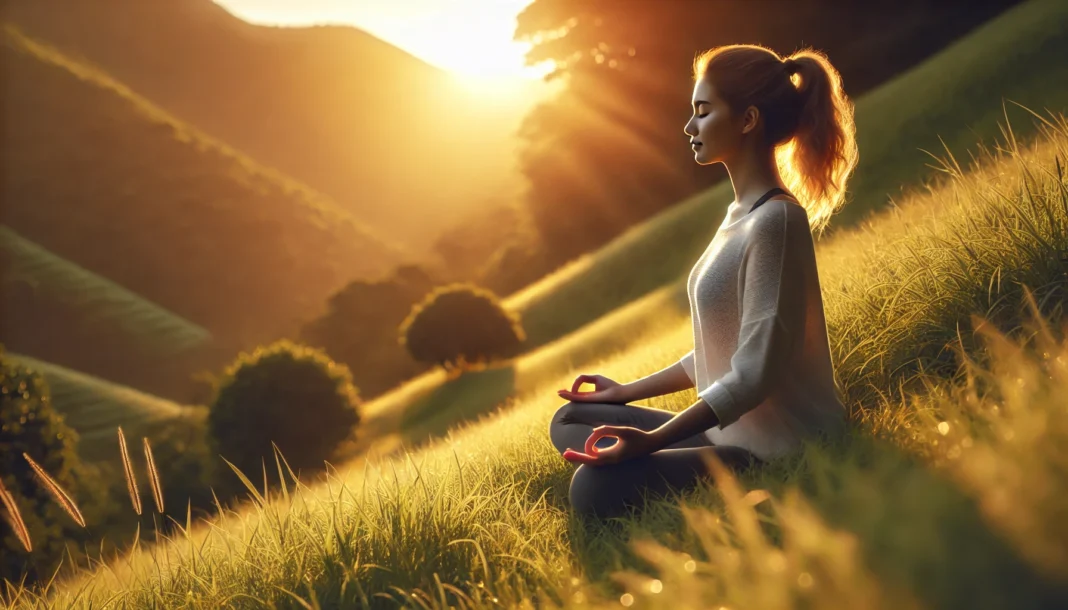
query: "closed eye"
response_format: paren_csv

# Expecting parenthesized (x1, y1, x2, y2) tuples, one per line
(698, 112, 709, 118)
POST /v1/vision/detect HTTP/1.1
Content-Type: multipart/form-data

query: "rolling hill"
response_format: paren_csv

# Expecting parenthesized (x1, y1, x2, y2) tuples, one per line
(4, 0, 533, 258)
(6, 353, 189, 462)
(1, 24, 410, 350)
(0, 226, 215, 400)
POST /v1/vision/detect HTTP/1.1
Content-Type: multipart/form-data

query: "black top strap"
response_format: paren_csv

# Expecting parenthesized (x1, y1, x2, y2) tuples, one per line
(747, 187, 794, 214)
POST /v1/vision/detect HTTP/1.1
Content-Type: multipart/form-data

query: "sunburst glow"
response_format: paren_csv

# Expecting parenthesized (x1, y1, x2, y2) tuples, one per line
(211, 0, 554, 82)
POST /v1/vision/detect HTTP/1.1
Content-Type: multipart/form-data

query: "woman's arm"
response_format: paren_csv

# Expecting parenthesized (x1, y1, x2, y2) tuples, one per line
(648, 397, 720, 449)
(619, 350, 695, 402)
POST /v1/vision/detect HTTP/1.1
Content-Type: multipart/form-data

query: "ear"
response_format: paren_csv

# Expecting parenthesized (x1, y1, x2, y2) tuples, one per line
(740, 105, 760, 135)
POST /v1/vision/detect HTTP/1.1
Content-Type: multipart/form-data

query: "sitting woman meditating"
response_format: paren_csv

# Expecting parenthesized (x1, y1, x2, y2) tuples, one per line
(548, 43, 858, 519)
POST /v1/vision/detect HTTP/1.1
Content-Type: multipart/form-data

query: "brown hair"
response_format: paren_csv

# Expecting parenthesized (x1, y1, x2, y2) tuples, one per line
(693, 44, 858, 237)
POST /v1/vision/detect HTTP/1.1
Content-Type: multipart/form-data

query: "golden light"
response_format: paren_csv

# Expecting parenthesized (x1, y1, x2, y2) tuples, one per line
(211, 0, 556, 84)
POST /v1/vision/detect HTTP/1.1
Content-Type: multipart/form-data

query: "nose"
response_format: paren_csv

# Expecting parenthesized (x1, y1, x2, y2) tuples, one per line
(683, 118, 696, 137)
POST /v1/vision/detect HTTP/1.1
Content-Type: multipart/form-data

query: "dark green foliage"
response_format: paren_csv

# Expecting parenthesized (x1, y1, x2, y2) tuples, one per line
(299, 264, 437, 399)
(0, 346, 92, 584)
(400, 284, 526, 374)
(138, 406, 217, 519)
(207, 341, 361, 480)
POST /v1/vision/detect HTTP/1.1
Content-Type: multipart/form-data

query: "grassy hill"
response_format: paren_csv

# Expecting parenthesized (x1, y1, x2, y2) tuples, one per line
(503, 0, 1068, 351)
(4, 0, 532, 258)
(0, 226, 214, 399)
(14, 101, 1068, 609)
(5, 353, 188, 463)
(1, 24, 410, 349)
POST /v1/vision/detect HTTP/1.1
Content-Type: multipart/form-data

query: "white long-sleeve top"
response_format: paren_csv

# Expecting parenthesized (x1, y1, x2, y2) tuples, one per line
(679, 196, 847, 460)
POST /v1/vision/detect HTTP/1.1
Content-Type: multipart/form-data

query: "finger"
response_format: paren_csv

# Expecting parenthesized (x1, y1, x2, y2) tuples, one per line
(562, 449, 602, 465)
(585, 427, 618, 456)
(571, 375, 591, 394)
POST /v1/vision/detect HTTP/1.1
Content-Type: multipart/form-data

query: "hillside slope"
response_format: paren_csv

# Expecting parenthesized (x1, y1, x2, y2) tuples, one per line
(4, 0, 531, 257)
(1, 24, 409, 349)
(6, 353, 188, 462)
(0, 226, 214, 399)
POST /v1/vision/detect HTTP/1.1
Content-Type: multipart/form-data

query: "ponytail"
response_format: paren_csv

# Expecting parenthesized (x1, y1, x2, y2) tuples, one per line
(694, 45, 859, 237)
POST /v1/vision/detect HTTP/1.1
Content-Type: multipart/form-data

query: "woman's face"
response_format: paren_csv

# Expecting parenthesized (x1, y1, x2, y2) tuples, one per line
(683, 78, 748, 166)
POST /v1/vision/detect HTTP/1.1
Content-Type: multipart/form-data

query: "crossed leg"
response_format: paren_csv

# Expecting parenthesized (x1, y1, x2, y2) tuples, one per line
(548, 401, 761, 518)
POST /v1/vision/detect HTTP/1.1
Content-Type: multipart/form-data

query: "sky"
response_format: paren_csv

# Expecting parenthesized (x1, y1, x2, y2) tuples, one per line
(210, 0, 553, 82)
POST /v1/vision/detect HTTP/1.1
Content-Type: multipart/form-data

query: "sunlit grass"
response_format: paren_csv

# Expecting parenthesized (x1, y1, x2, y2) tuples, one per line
(5, 107, 1068, 608)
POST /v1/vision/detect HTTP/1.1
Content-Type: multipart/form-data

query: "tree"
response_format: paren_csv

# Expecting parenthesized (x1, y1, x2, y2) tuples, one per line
(298, 264, 437, 398)
(399, 284, 526, 377)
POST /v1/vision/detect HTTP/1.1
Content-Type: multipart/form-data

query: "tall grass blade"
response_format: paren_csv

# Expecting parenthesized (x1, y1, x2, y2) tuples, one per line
(142, 437, 164, 514)
(118, 426, 142, 515)
(219, 455, 265, 507)
(22, 452, 85, 527)
(0, 476, 32, 551)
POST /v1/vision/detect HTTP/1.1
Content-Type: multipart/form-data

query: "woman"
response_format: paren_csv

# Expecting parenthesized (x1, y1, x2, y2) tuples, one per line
(547, 44, 859, 519)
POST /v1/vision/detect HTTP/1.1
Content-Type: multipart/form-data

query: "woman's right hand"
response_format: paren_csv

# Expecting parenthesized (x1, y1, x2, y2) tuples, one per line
(557, 374, 630, 404)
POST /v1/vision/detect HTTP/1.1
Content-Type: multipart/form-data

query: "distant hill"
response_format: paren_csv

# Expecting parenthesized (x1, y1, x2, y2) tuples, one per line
(6, 353, 188, 462)
(1, 24, 408, 349)
(0, 226, 214, 400)
(5, 0, 531, 258)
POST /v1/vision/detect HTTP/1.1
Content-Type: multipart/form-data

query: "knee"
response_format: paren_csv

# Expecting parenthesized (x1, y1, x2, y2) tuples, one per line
(552, 401, 582, 423)
(569, 464, 625, 519)
(548, 401, 580, 451)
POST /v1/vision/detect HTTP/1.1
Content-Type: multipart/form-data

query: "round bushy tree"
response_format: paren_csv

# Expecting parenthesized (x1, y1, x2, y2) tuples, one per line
(0, 347, 87, 584)
(207, 340, 361, 480)
(399, 283, 526, 376)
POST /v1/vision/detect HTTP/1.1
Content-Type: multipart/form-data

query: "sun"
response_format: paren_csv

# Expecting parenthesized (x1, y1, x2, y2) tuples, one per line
(210, 1, 555, 86)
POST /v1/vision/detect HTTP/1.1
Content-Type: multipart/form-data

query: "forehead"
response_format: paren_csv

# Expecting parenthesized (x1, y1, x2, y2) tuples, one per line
(691, 78, 717, 105)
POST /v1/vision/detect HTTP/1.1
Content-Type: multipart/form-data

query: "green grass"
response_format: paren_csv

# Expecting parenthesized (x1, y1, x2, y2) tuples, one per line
(1, 225, 211, 355)
(504, 0, 1068, 352)
(5, 353, 187, 462)
(7, 101, 1068, 608)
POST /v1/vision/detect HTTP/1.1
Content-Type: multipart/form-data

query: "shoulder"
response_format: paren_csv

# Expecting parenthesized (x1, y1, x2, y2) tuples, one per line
(749, 198, 808, 236)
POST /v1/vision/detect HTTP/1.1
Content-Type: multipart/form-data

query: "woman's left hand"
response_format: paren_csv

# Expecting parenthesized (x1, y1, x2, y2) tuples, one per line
(562, 426, 661, 466)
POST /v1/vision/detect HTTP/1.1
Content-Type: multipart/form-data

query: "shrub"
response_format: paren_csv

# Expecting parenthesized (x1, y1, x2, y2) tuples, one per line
(0, 346, 91, 584)
(138, 405, 217, 518)
(399, 283, 526, 376)
(206, 340, 361, 480)
(298, 264, 436, 398)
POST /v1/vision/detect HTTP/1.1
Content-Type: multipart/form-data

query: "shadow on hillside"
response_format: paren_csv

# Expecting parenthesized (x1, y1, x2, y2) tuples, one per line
(392, 363, 518, 452)
(561, 432, 1068, 610)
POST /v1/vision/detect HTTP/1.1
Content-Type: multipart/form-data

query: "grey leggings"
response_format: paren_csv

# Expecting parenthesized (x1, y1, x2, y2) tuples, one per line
(548, 401, 763, 519)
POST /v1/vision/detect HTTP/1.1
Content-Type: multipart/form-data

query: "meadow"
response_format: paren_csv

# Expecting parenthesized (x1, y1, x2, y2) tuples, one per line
(4, 101, 1068, 609)
(3, 1, 1068, 607)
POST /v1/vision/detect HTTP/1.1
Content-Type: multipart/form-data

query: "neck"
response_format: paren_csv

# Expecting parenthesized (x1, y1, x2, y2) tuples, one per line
(726, 144, 786, 209)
